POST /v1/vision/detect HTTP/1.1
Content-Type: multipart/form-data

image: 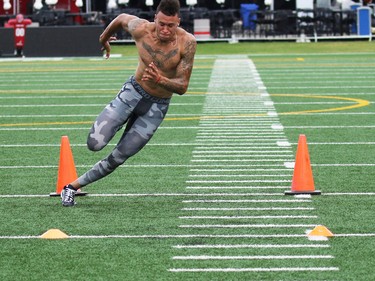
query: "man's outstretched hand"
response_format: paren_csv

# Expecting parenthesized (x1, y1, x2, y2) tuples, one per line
(100, 36, 117, 59)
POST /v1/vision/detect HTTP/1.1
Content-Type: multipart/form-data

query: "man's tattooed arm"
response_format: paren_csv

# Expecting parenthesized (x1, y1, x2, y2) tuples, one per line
(157, 37, 197, 95)
(127, 18, 148, 34)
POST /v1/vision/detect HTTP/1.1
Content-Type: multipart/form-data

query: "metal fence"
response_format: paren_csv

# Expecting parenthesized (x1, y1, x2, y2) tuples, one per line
(1, 7, 373, 40)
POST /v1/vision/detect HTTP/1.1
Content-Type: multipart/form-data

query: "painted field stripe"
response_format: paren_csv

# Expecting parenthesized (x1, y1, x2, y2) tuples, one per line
(181, 207, 315, 211)
(334, 234, 375, 237)
(284, 125, 375, 129)
(192, 155, 292, 158)
(197, 131, 285, 134)
(0, 233, 374, 240)
(186, 180, 291, 183)
(191, 160, 293, 162)
(0, 144, 284, 148)
(169, 267, 339, 272)
(172, 255, 333, 260)
(188, 174, 291, 177)
(178, 215, 318, 219)
(194, 146, 287, 149)
(0, 104, 107, 107)
(178, 224, 316, 228)
(0, 193, 289, 199)
(293, 142, 375, 145)
(172, 244, 329, 249)
(196, 132, 285, 136)
(0, 163, 289, 170)
(192, 150, 292, 154)
(189, 169, 290, 172)
(182, 199, 311, 203)
(1, 234, 308, 239)
(193, 149, 292, 153)
(195, 136, 287, 139)
(185, 186, 288, 190)
(0, 192, 374, 199)
(0, 110, 375, 127)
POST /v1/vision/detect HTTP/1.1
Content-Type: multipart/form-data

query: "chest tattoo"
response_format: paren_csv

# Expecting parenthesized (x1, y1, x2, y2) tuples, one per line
(142, 42, 178, 69)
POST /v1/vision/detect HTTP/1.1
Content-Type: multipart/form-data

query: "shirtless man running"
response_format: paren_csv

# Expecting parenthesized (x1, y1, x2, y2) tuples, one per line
(61, 0, 196, 206)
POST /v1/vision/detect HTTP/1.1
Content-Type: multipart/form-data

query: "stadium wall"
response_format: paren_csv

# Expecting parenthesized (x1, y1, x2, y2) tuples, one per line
(0, 26, 103, 57)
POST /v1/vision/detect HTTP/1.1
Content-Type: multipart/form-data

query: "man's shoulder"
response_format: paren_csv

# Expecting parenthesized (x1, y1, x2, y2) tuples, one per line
(128, 17, 150, 31)
(130, 19, 154, 37)
(178, 28, 196, 44)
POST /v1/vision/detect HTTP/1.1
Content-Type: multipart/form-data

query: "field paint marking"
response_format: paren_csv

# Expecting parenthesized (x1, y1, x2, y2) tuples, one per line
(179, 224, 316, 228)
(188, 174, 292, 177)
(172, 255, 333, 260)
(182, 199, 311, 203)
(172, 244, 329, 249)
(179, 215, 318, 219)
(186, 186, 288, 190)
(0, 192, 374, 199)
(284, 125, 375, 129)
(192, 156, 292, 160)
(186, 180, 291, 183)
(189, 169, 290, 172)
(0, 94, 369, 127)
(0, 234, 308, 239)
(193, 150, 292, 154)
(191, 159, 294, 163)
(5, 163, 375, 169)
(192, 150, 292, 154)
(195, 134, 285, 138)
(181, 207, 315, 211)
(0, 233, 374, 239)
(6, 161, 370, 168)
(1, 139, 374, 145)
(169, 267, 339, 272)
(192, 155, 291, 158)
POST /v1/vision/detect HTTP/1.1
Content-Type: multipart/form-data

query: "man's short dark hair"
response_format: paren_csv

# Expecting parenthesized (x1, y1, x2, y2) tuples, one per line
(156, 0, 180, 17)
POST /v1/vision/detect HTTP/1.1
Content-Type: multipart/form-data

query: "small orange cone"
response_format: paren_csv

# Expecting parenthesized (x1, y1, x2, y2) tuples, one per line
(285, 134, 321, 195)
(308, 225, 334, 238)
(40, 229, 69, 239)
(50, 136, 86, 197)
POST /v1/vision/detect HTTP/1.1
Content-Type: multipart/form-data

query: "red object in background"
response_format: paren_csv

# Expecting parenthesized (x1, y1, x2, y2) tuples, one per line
(6, 14, 32, 55)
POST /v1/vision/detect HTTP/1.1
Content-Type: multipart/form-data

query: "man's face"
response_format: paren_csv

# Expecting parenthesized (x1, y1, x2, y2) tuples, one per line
(16, 14, 24, 23)
(154, 12, 180, 41)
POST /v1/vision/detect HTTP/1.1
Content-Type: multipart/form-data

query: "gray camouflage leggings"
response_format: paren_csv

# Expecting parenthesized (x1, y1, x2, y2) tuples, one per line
(77, 76, 170, 187)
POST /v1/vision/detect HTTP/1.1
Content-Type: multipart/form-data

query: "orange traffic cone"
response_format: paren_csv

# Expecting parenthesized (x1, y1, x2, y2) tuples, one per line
(308, 225, 334, 238)
(285, 134, 321, 195)
(50, 136, 86, 197)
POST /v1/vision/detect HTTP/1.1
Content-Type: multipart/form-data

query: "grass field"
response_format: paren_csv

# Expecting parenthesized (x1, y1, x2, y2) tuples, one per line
(0, 41, 375, 280)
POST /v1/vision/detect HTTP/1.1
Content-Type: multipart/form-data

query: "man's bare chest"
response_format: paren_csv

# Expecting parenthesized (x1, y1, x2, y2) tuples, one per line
(139, 41, 181, 71)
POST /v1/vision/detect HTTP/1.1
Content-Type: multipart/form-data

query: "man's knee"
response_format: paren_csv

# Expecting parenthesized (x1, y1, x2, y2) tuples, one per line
(87, 137, 106, 151)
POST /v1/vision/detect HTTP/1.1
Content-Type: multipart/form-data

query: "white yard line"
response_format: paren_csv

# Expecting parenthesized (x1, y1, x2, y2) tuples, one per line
(0, 233, 373, 240)
(172, 244, 329, 249)
(181, 207, 315, 211)
(172, 255, 333, 260)
(178, 224, 317, 228)
(178, 215, 318, 219)
(185, 186, 289, 190)
(0, 192, 374, 199)
(169, 267, 340, 272)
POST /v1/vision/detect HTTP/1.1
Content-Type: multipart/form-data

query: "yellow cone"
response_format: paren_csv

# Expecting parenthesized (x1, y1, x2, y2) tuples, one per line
(40, 229, 69, 239)
(308, 225, 334, 237)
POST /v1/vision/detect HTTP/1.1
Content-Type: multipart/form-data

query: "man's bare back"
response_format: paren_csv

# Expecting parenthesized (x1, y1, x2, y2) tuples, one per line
(99, 12, 196, 98)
